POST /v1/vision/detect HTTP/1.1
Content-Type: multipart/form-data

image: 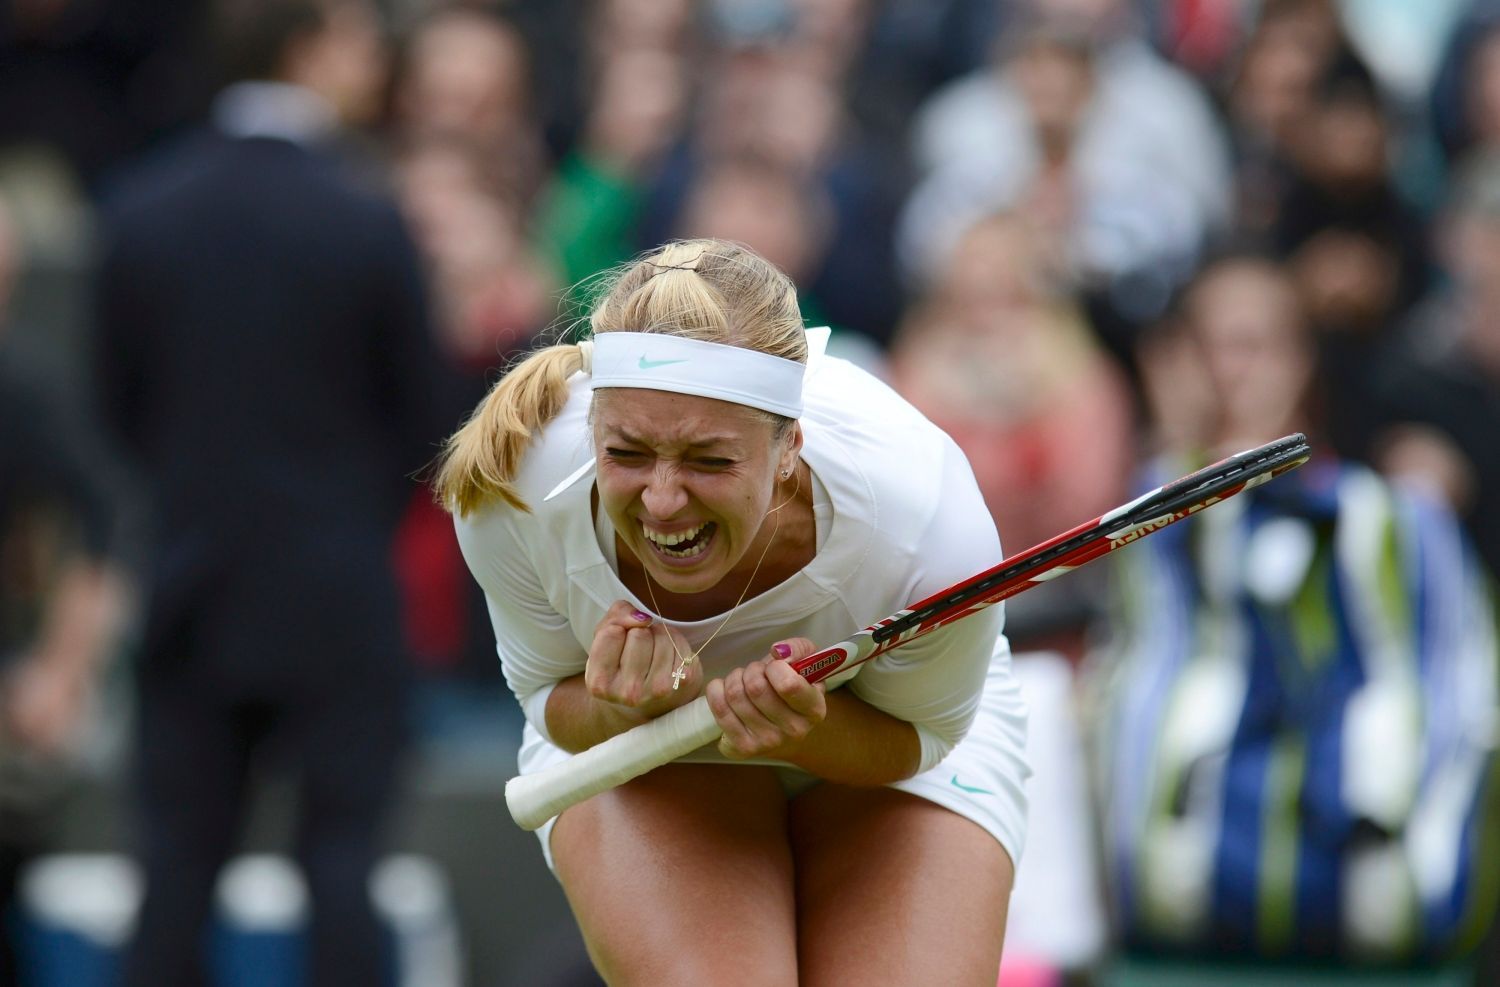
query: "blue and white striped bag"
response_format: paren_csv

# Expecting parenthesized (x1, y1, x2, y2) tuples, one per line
(1087, 457, 1500, 962)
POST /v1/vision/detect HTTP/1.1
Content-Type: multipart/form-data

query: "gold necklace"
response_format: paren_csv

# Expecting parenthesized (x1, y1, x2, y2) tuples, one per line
(641, 466, 802, 690)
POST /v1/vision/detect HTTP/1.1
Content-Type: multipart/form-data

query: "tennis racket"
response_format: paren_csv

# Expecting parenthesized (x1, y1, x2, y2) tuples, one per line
(506, 433, 1313, 830)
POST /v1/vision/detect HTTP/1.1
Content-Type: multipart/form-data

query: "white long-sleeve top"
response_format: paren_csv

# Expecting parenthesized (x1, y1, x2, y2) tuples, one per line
(455, 350, 1010, 781)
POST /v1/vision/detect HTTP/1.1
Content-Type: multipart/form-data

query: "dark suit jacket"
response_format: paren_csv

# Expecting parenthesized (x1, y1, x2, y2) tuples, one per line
(96, 130, 454, 692)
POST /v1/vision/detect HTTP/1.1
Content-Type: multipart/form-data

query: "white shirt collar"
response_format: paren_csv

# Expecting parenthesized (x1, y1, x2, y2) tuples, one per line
(212, 82, 338, 144)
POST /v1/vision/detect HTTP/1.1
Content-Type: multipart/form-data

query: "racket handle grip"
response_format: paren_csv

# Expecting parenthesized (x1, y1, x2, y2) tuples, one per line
(506, 697, 722, 831)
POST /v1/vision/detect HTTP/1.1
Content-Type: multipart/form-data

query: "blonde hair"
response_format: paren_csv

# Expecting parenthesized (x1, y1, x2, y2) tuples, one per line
(434, 239, 806, 516)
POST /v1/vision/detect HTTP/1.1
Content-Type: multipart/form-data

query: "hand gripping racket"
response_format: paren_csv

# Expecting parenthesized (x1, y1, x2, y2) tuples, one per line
(506, 433, 1313, 830)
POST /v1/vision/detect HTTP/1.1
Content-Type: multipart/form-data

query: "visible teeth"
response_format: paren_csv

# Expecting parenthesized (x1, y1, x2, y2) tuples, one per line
(643, 523, 705, 547)
(641, 522, 712, 559)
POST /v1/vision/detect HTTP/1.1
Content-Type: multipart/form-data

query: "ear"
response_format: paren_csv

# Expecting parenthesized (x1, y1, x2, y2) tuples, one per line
(779, 422, 804, 476)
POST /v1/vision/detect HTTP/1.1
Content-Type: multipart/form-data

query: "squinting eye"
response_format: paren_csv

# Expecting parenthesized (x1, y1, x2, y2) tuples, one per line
(605, 448, 646, 461)
(694, 458, 734, 469)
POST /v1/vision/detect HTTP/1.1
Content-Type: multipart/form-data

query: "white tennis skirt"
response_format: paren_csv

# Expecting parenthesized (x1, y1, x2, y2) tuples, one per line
(526, 642, 1031, 873)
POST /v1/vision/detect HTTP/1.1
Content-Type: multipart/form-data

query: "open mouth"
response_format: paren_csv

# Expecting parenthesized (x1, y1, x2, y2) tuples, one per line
(641, 521, 717, 560)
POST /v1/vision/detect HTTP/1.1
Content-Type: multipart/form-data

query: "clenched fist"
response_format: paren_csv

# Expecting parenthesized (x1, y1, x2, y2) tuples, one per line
(585, 600, 701, 720)
(707, 638, 826, 759)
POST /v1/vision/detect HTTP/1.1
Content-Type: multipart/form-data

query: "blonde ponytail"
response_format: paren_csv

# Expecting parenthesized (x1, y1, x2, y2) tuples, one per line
(435, 342, 587, 516)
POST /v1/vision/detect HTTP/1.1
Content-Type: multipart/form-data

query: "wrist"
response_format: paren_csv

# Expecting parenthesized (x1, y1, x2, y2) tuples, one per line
(780, 692, 922, 784)
(600, 697, 652, 732)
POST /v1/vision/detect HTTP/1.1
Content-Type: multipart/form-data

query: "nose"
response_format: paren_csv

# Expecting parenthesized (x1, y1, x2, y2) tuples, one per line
(640, 462, 688, 519)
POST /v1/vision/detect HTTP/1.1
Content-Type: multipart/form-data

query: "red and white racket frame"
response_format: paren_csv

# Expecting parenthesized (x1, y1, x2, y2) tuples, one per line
(506, 433, 1312, 830)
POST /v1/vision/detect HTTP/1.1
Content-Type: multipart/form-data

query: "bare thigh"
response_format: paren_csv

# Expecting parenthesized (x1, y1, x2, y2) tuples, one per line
(790, 784, 1015, 987)
(551, 763, 799, 987)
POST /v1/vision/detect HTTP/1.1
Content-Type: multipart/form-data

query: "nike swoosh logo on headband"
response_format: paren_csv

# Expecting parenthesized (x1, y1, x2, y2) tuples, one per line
(638, 356, 689, 370)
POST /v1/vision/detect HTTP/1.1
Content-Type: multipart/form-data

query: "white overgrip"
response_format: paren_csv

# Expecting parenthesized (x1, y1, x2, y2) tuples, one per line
(505, 696, 722, 830)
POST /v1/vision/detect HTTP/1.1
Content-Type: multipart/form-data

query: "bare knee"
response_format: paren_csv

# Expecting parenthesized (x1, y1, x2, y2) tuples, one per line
(552, 764, 800, 986)
(791, 785, 1015, 987)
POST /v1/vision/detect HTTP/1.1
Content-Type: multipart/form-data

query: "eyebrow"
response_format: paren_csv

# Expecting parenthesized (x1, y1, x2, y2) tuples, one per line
(606, 428, 740, 451)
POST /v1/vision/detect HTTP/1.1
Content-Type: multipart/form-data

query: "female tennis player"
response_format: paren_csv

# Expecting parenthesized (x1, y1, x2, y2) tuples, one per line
(436, 238, 1028, 985)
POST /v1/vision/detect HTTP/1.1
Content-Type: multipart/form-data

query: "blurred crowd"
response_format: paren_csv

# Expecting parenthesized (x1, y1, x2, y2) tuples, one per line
(4, 0, 1500, 984)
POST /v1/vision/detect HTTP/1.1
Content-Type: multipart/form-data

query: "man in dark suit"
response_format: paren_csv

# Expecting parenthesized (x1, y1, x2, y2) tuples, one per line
(94, 3, 454, 984)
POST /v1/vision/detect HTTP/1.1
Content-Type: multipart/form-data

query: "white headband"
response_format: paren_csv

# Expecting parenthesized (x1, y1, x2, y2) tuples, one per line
(587, 328, 829, 419)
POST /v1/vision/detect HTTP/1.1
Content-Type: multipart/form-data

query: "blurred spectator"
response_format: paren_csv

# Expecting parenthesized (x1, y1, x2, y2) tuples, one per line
(900, 1, 1232, 368)
(395, 135, 556, 374)
(1257, 0, 1362, 80)
(1141, 256, 1320, 454)
(539, 0, 908, 344)
(783, 0, 874, 82)
(1237, 0, 1455, 213)
(847, 0, 1011, 149)
(1337, 0, 1468, 105)
(890, 210, 1134, 654)
(1273, 64, 1432, 462)
(92, 2, 454, 984)
(0, 0, 214, 193)
(389, 135, 557, 678)
(1150, 0, 1259, 82)
(1428, 0, 1500, 163)
(640, 36, 909, 345)
(0, 193, 126, 987)
(388, 4, 550, 206)
(669, 154, 893, 368)
(691, 44, 839, 179)
(1371, 150, 1500, 581)
(674, 156, 832, 285)
(567, 0, 695, 150)
(1218, 0, 1356, 239)
(585, 0, 697, 58)
(1276, 66, 1429, 320)
(1087, 253, 1500, 963)
(535, 45, 689, 313)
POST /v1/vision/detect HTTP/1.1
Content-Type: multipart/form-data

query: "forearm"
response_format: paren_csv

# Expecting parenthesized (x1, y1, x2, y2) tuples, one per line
(545, 669, 924, 784)
(4, 560, 128, 753)
(30, 561, 128, 675)
(773, 689, 921, 786)
(543, 673, 651, 754)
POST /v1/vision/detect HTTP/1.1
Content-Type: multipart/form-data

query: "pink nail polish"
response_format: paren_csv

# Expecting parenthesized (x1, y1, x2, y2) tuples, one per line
(773, 643, 791, 658)
(632, 610, 651, 622)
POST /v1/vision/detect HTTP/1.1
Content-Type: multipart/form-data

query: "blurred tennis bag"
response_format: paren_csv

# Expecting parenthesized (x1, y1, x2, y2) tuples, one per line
(1086, 458, 1500, 963)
